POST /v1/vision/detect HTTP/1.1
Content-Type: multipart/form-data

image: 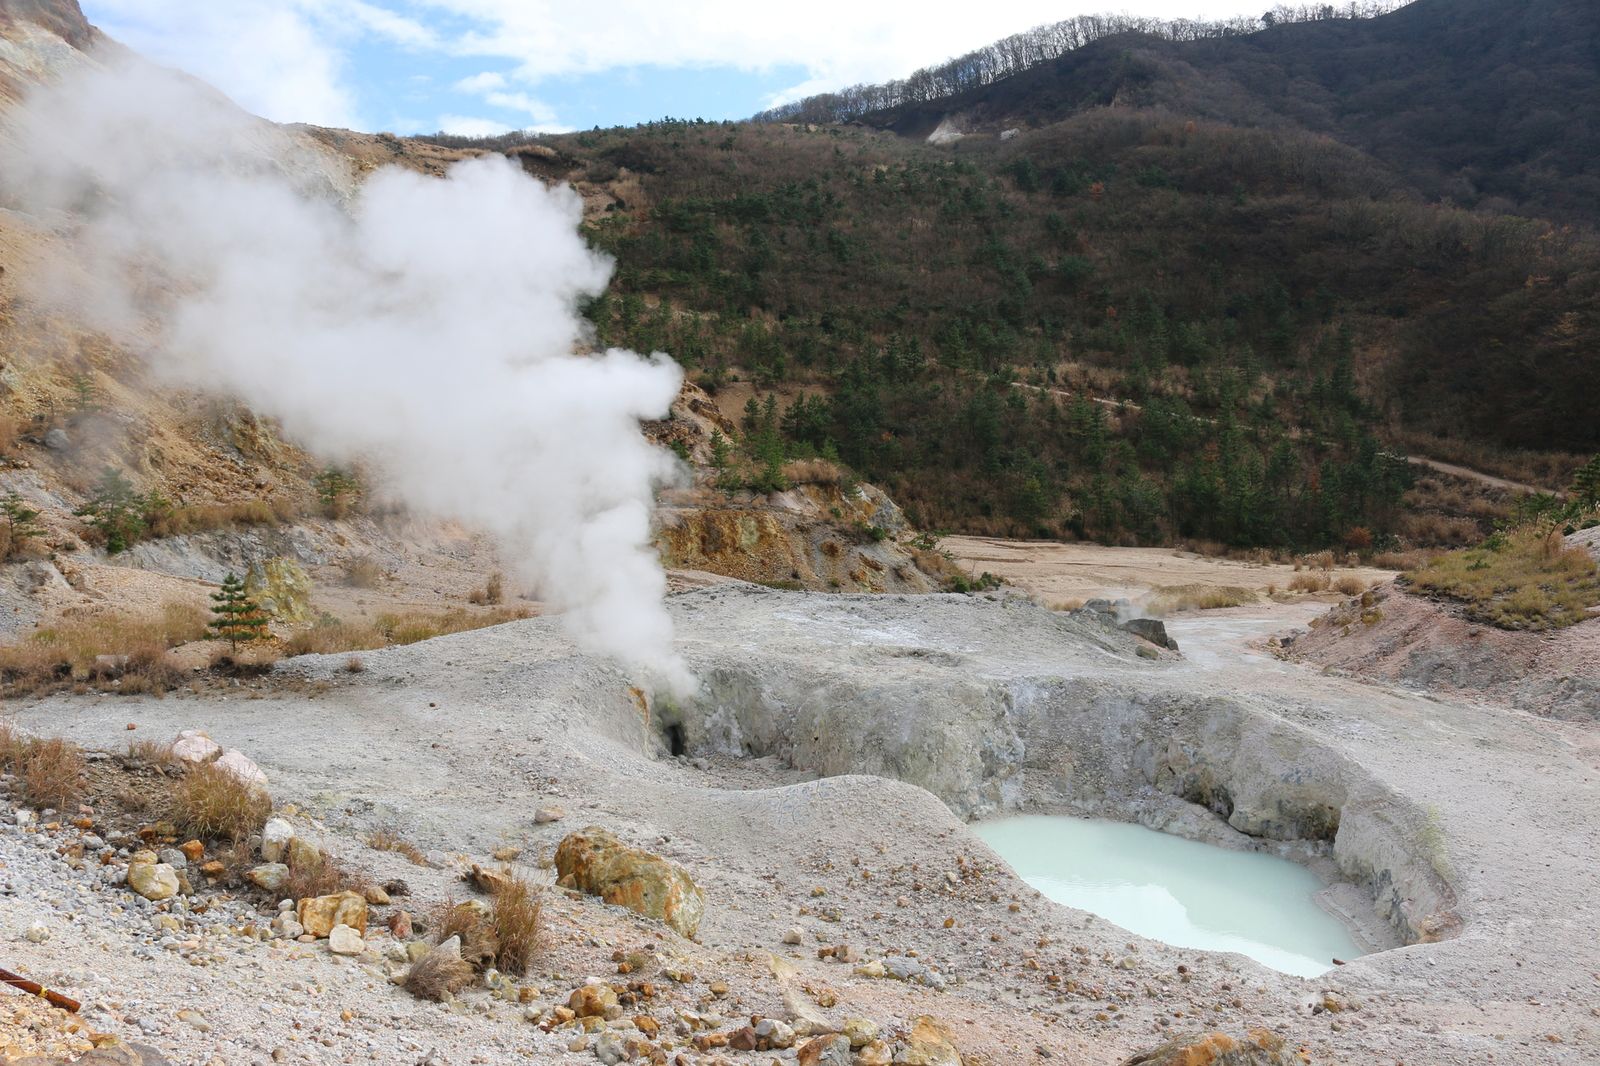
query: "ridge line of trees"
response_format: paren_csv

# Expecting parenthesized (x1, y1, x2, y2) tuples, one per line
(753, 2, 1413, 126)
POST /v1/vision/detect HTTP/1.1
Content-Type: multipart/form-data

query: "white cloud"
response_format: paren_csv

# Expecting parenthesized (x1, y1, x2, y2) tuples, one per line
(452, 71, 507, 93)
(85, 0, 360, 127)
(435, 113, 514, 136)
(419, 0, 1264, 89)
(84, 0, 1269, 132)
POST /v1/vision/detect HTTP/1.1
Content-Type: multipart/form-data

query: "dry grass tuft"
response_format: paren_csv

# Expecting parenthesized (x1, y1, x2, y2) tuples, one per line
(403, 943, 473, 1001)
(20, 737, 86, 811)
(467, 572, 504, 606)
(367, 825, 430, 866)
(1405, 527, 1600, 630)
(1332, 574, 1368, 597)
(172, 762, 271, 842)
(284, 850, 368, 900)
(342, 556, 385, 589)
(124, 737, 181, 770)
(433, 899, 498, 970)
(489, 871, 543, 975)
(1288, 571, 1331, 593)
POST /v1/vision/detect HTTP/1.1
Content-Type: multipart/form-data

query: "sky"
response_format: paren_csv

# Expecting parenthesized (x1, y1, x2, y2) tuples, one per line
(80, 1, 1266, 136)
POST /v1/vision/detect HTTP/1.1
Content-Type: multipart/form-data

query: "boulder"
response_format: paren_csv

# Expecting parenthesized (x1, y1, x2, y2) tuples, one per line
(567, 983, 618, 1019)
(260, 817, 295, 863)
(247, 863, 289, 891)
(1121, 1030, 1296, 1066)
(127, 853, 179, 901)
(327, 923, 365, 956)
(297, 891, 368, 937)
(1120, 617, 1177, 651)
(285, 836, 321, 870)
(170, 730, 220, 764)
(215, 749, 267, 788)
(796, 1034, 851, 1066)
(554, 827, 705, 939)
(896, 1016, 962, 1066)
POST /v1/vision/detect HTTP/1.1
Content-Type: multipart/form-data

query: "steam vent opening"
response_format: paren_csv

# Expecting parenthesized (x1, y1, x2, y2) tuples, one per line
(975, 815, 1366, 978)
(665, 722, 687, 758)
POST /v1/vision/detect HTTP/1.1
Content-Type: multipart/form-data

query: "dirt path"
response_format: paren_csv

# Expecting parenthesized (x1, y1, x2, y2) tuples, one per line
(941, 535, 1393, 607)
(1409, 456, 1559, 496)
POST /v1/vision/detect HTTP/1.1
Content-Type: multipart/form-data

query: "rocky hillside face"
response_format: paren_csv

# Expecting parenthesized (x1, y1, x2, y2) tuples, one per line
(0, 0, 949, 639)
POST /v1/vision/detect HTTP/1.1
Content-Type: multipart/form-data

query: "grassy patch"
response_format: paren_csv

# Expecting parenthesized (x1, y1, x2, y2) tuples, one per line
(282, 607, 531, 658)
(489, 871, 543, 975)
(367, 825, 430, 866)
(0, 604, 209, 696)
(1405, 528, 1600, 630)
(1148, 584, 1256, 613)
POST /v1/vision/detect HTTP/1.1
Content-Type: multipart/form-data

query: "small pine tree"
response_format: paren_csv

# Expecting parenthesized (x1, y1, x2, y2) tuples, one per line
(74, 467, 146, 553)
(1571, 455, 1600, 510)
(208, 572, 270, 650)
(1, 491, 44, 559)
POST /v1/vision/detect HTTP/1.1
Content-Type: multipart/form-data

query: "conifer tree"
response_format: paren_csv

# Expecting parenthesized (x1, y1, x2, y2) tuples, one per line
(1570, 455, 1600, 511)
(208, 573, 270, 650)
(1, 492, 43, 560)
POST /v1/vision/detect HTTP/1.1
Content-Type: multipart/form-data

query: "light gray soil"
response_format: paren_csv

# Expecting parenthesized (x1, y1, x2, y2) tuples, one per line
(4, 585, 1599, 1064)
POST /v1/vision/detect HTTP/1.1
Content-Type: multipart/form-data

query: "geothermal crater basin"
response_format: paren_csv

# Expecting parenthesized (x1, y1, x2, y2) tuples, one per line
(975, 815, 1365, 978)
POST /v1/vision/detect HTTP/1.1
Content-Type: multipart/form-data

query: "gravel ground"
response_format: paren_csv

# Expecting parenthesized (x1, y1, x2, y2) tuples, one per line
(1, 585, 1597, 1065)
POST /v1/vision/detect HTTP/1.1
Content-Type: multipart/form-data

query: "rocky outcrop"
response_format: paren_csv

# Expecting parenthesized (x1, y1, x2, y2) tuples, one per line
(554, 827, 705, 939)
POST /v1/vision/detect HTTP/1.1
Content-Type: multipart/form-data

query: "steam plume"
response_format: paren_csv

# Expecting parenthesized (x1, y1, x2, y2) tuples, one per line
(0, 56, 695, 694)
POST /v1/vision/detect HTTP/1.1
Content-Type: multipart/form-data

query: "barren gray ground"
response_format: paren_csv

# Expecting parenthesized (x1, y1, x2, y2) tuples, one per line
(4, 585, 1599, 1064)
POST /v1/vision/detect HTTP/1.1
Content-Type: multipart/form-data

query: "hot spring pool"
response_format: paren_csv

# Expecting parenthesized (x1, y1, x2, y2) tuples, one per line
(974, 815, 1363, 978)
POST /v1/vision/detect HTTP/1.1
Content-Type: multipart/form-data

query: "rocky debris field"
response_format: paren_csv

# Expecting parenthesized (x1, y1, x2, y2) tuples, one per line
(0, 585, 1597, 1064)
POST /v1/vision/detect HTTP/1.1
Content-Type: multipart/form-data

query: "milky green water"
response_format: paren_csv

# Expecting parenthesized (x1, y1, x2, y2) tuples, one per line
(974, 815, 1363, 978)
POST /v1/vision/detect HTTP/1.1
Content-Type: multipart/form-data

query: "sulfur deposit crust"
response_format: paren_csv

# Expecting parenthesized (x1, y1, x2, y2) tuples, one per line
(11, 584, 1600, 1063)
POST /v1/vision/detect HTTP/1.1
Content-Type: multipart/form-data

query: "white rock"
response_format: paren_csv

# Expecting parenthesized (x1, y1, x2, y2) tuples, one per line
(171, 730, 221, 764)
(13, 810, 33, 827)
(215, 749, 267, 788)
(23, 921, 50, 944)
(271, 913, 304, 939)
(782, 928, 803, 945)
(328, 924, 365, 956)
(128, 860, 180, 902)
(533, 806, 565, 825)
(260, 817, 295, 863)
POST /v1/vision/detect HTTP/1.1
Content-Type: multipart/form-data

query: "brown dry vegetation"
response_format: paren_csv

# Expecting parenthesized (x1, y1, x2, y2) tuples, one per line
(281, 606, 531, 657)
(0, 728, 87, 811)
(0, 603, 209, 696)
(403, 943, 473, 1002)
(489, 872, 543, 975)
(147, 497, 299, 538)
(171, 761, 270, 842)
(367, 825, 430, 866)
(284, 849, 368, 900)
(1148, 584, 1255, 613)
(1404, 528, 1600, 630)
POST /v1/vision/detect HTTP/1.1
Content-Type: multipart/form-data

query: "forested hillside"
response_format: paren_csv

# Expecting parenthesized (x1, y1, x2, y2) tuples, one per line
(424, 0, 1599, 551)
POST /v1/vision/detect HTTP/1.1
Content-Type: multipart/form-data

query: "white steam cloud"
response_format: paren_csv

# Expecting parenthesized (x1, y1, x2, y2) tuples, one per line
(0, 56, 695, 695)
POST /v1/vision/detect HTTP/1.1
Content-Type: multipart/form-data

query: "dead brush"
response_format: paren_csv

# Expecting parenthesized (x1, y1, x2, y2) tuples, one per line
(366, 825, 430, 866)
(124, 736, 181, 771)
(489, 871, 543, 975)
(1288, 572, 1331, 593)
(20, 736, 86, 811)
(403, 941, 473, 1002)
(171, 761, 270, 842)
(432, 897, 498, 970)
(285, 851, 369, 900)
(342, 556, 384, 589)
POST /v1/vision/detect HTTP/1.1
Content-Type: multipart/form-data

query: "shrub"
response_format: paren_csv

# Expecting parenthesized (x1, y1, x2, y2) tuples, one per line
(171, 762, 271, 842)
(433, 899, 498, 970)
(147, 498, 297, 537)
(313, 467, 363, 518)
(1288, 572, 1331, 593)
(1149, 584, 1256, 612)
